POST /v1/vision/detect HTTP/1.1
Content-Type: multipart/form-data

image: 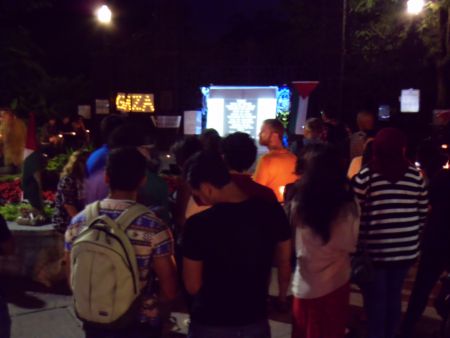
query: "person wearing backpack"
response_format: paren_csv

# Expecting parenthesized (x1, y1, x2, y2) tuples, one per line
(64, 147, 177, 338)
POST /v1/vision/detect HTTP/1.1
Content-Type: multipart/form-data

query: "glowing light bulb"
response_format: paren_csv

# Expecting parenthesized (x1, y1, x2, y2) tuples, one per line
(96, 5, 112, 24)
(442, 144, 448, 150)
(407, 0, 425, 15)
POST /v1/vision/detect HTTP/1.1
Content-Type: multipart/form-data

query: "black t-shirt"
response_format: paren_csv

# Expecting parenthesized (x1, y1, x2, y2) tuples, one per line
(182, 197, 291, 326)
(423, 170, 450, 261)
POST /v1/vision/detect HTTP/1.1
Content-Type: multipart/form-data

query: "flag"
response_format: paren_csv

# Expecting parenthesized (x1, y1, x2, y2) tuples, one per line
(290, 81, 319, 135)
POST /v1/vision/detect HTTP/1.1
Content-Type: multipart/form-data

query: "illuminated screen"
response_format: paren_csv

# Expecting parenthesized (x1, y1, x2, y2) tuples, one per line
(116, 93, 155, 113)
(205, 86, 278, 141)
(400, 89, 420, 113)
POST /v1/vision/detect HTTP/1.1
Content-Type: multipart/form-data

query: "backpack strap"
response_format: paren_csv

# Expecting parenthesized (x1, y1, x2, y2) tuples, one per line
(84, 201, 101, 224)
(115, 204, 151, 232)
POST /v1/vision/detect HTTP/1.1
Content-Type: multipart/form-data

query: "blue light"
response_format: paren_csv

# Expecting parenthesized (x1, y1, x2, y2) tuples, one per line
(200, 87, 210, 98)
(277, 87, 291, 114)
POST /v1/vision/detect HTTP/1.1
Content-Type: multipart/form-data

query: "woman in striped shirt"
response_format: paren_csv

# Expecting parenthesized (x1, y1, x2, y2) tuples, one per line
(351, 128, 428, 338)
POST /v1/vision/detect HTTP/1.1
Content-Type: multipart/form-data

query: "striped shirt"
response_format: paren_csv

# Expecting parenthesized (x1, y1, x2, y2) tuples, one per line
(65, 199, 174, 326)
(351, 166, 428, 264)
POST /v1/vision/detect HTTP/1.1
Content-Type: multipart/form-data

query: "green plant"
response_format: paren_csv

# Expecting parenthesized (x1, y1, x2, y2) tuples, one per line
(0, 202, 55, 222)
(45, 150, 72, 172)
(0, 175, 21, 183)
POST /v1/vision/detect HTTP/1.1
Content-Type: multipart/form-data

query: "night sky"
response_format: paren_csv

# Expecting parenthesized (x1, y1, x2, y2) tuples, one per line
(20, 0, 283, 77)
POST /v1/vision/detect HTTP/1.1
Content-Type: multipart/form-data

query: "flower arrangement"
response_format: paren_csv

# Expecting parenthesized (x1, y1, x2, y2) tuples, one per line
(0, 179, 22, 204)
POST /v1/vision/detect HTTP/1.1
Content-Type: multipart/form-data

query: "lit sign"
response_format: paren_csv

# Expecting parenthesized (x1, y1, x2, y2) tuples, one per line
(204, 86, 278, 143)
(400, 89, 420, 113)
(115, 93, 155, 113)
(225, 99, 257, 135)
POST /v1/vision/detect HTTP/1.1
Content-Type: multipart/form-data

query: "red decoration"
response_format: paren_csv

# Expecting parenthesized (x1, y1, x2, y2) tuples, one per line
(292, 81, 319, 99)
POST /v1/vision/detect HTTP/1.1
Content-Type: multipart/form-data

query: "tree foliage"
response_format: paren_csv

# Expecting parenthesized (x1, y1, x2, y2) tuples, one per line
(0, 0, 89, 118)
(349, 0, 450, 107)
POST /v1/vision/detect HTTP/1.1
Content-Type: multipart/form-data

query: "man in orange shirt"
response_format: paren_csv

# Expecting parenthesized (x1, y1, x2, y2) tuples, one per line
(254, 119, 298, 202)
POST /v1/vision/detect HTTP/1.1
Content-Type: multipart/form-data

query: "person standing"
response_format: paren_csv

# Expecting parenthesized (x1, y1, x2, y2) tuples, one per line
(0, 109, 26, 174)
(399, 165, 450, 337)
(53, 150, 89, 233)
(290, 143, 360, 338)
(84, 115, 124, 204)
(349, 111, 376, 160)
(222, 132, 278, 203)
(182, 151, 292, 338)
(254, 119, 297, 202)
(351, 128, 428, 338)
(65, 148, 177, 338)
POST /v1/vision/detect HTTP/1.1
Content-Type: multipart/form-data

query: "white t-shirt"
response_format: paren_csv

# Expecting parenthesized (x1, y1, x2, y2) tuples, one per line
(291, 201, 360, 299)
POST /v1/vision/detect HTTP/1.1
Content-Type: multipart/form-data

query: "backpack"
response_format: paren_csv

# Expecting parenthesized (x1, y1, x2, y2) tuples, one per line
(70, 201, 151, 327)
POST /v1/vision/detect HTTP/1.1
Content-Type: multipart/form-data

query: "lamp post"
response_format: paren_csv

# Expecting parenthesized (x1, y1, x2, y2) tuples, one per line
(338, 0, 348, 119)
(93, 4, 114, 115)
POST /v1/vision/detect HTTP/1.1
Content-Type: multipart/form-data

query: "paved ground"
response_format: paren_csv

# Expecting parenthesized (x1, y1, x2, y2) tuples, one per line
(2, 268, 445, 338)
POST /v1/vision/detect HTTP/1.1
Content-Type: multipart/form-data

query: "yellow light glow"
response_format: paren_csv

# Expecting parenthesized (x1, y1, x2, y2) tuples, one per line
(407, 0, 425, 15)
(442, 144, 448, 150)
(115, 93, 155, 112)
(444, 161, 450, 170)
(279, 185, 286, 198)
(96, 5, 112, 24)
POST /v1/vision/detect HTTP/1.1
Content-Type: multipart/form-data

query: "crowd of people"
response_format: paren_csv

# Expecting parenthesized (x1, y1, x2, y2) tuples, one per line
(1, 109, 449, 338)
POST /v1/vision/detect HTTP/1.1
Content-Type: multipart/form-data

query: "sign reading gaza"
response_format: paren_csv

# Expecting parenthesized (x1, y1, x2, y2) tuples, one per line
(115, 93, 155, 113)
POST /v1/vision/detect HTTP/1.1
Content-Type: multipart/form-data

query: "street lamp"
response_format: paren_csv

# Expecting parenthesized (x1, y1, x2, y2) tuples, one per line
(96, 4, 112, 24)
(407, 0, 425, 15)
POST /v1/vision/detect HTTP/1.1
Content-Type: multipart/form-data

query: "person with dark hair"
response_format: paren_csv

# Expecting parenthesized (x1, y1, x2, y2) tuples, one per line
(199, 128, 221, 153)
(350, 111, 376, 159)
(53, 150, 89, 233)
(222, 132, 277, 203)
(171, 136, 203, 170)
(303, 118, 326, 146)
(182, 151, 292, 338)
(222, 132, 257, 172)
(321, 110, 351, 164)
(41, 116, 60, 143)
(254, 119, 298, 202)
(85, 121, 146, 204)
(170, 136, 204, 227)
(65, 147, 177, 338)
(399, 159, 450, 337)
(290, 143, 359, 338)
(86, 114, 124, 176)
(137, 146, 170, 224)
(351, 128, 429, 338)
(347, 138, 374, 179)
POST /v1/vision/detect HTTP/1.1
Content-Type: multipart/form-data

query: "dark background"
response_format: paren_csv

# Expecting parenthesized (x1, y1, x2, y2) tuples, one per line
(0, 0, 435, 131)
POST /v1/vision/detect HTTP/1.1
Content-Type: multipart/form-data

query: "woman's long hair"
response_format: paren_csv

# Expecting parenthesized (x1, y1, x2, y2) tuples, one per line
(293, 143, 354, 244)
(61, 150, 89, 180)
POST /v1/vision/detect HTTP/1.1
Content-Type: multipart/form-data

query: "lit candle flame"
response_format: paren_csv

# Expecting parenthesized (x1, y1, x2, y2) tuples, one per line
(279, 185, 286, 198)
